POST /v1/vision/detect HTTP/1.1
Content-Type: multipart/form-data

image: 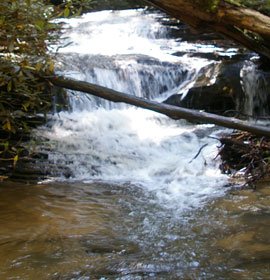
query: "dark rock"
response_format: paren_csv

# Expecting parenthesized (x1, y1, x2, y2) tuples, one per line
(163, 60, 247, 116)
(90, 0, 145, 11)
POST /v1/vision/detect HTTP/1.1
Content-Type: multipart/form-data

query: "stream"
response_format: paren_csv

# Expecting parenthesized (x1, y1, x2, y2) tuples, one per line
(0, 8, 270, 280)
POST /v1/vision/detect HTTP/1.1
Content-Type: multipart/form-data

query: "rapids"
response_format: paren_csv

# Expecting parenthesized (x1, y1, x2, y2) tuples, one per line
(1, 8, 269, 280)
(40, 9, 229, 202)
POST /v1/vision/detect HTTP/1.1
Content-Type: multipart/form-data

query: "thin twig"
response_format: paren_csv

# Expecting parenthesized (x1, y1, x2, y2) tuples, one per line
(189, 144, 208, 163)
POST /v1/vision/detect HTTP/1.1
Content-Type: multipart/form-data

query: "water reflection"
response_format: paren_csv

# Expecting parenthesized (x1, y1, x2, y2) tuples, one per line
(0, 181, 269, 279)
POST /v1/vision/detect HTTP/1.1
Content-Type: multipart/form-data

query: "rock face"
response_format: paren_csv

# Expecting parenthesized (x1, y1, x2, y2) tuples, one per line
(164, 59, 246, 116)
(164, 55, 270, 118)
(240, 62, 270, 117)
(56, 53, 190, 110)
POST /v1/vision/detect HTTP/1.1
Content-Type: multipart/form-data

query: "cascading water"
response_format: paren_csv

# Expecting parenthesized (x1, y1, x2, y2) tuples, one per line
(1, 8, 270, 280)
(240, 61, 270, 117)
(36, 9, 228, 211)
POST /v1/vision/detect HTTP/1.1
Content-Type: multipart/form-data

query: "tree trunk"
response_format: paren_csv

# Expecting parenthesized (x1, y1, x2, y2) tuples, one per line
(45, 75, 270, 137)
(144, 0, 270, 60)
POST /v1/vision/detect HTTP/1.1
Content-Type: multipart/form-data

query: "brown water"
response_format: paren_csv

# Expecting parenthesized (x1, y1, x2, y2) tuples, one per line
(0, 181, 269, 279)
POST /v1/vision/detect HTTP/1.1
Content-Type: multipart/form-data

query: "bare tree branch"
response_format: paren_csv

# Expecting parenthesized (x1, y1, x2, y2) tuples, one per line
(45, 74, 270, 137)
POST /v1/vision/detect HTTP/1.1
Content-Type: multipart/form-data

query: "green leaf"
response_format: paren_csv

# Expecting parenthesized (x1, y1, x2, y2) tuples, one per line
(13, 154, 18, 167)
(71, 7, 82, 18)
(36, 62, 43, 72)
(0, 142, 9, 151)
(6, 120, 11, 131)
(7, 81, 12, 92)
(35, 20, 45, 30)
(45, 23, 57, 30)
(64, 7, 70, 18)
(0, 16, 5, 25)
(22, 103, 28, 112)
(25, 0, 31, 7)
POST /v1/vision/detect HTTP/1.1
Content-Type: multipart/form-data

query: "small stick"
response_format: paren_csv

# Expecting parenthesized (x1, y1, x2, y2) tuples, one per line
(189, 144, 208, 163)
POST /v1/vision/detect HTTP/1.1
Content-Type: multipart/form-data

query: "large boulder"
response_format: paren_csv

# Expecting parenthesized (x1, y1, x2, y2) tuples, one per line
(163, 57, 266, 117)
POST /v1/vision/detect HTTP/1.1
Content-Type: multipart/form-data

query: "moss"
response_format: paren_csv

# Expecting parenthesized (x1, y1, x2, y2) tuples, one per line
(193, 0, 220, 12)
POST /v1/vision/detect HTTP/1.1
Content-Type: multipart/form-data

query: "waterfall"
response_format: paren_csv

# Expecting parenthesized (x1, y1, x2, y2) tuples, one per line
(54, 9, 210, 110)
(36, 9, 229, 212)
(3, 9, 269, 280)
(56, 53, 195, 110)
(240, 61, 270, 117)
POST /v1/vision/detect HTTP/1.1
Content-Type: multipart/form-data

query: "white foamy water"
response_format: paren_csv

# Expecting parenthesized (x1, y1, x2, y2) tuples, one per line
(37, 9, 229, 211)
(38, 108, 227, 211)
(57, 9, 218, 65)
(57, 9, 236, 60)
(58, 9, 179, 60)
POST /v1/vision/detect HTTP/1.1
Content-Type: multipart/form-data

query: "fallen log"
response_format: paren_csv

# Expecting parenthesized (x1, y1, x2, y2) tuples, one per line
(45, 75, 270, 137)
(144, 0, 270, 60)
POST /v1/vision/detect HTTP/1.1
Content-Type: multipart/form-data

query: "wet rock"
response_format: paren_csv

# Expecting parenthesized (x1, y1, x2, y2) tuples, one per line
(81, 236, 138, 255)
(164, 54, 270, 118)
(163, 60, 248, 116)
(56, 53, 189, 104)
(240, 62, 270, 117)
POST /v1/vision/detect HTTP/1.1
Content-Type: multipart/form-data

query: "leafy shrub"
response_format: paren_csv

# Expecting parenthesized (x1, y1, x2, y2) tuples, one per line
(0, 0, 90, 165)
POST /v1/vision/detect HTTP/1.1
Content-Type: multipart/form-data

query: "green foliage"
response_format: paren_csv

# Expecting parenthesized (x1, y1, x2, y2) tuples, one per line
(50, 0, 94, 18)
(206, 0, 219, 12)
(0, 0, 54, 163)
(194, 0, 220, 12)
(0, 0, 91, 166)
